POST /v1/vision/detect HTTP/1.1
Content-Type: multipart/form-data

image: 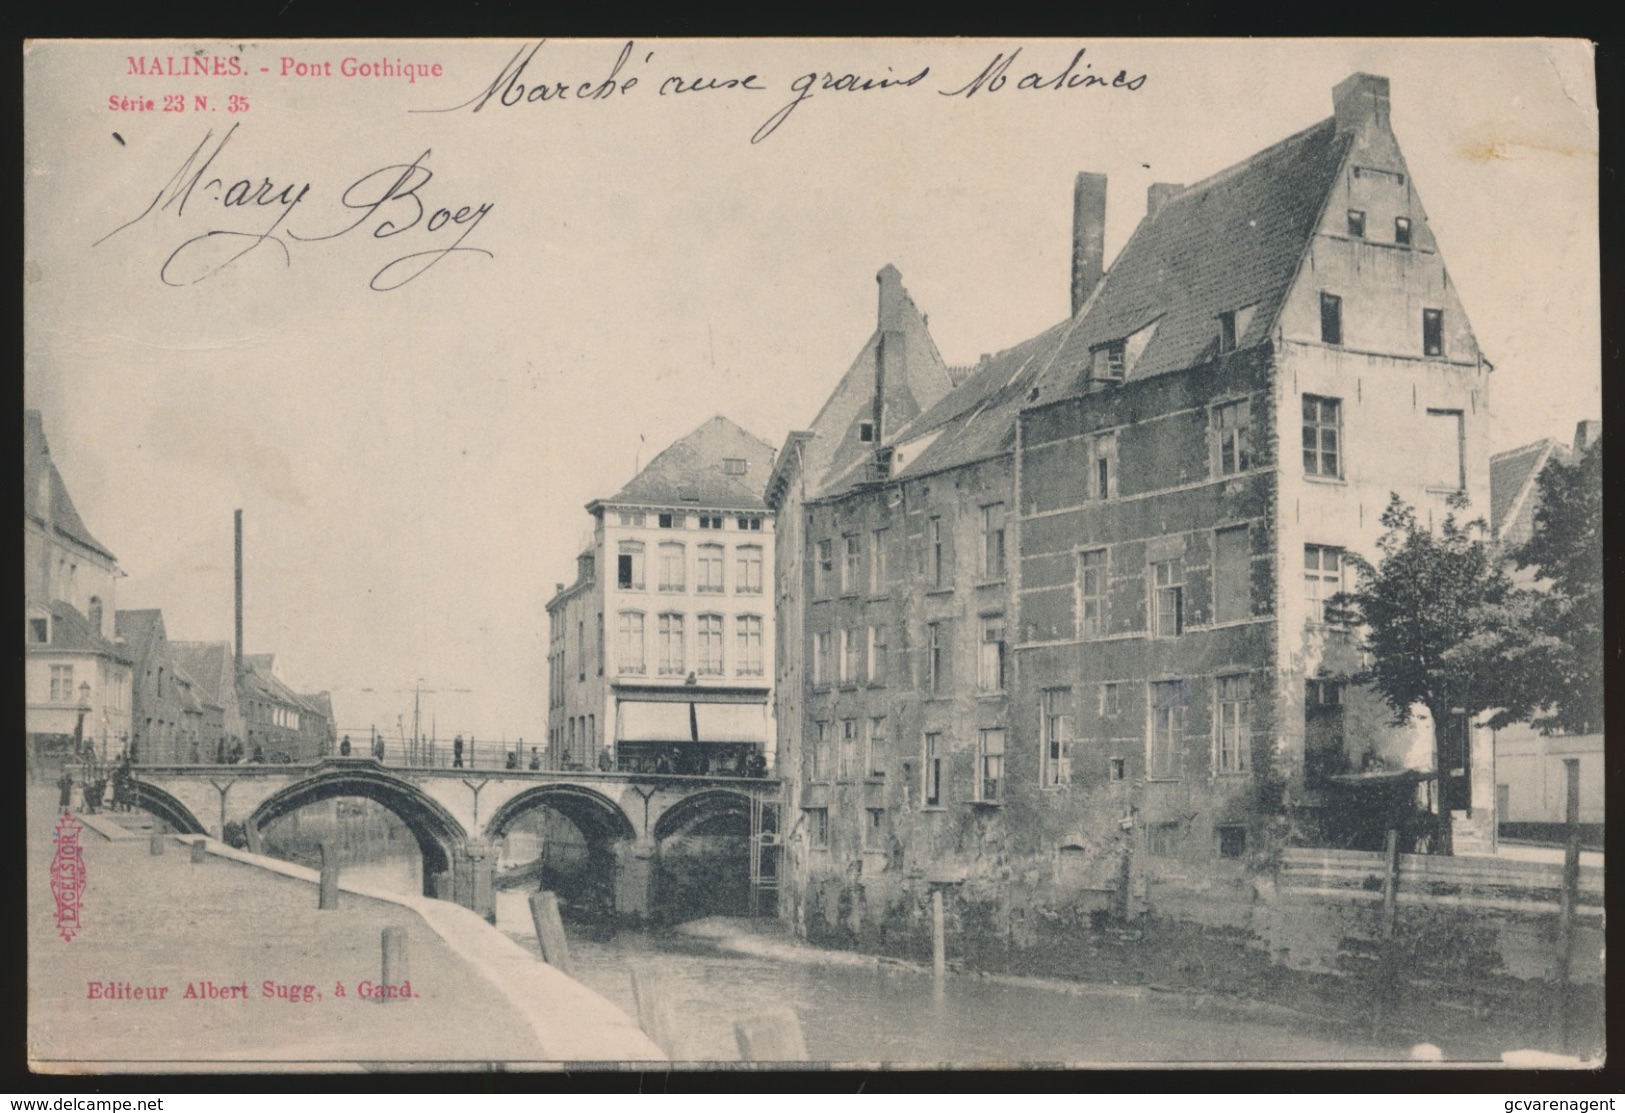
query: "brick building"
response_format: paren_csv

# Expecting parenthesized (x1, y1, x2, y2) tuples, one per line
(771, 73, 1500, 948)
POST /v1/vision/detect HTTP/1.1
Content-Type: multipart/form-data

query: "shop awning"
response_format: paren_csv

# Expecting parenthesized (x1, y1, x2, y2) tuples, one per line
(694, 701, 767, 743)
(617, 699, 767, 744)
(618, 701, 695, 743)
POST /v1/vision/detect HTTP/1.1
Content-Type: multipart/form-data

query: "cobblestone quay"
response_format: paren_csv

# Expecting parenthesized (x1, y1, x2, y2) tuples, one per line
(27, 787, 552, 1070)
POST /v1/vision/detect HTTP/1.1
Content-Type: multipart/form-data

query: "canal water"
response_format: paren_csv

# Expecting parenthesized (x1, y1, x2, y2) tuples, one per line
(275, 804, 1400, 1065)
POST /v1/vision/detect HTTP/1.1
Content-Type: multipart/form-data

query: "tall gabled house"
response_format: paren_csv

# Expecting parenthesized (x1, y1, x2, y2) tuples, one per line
(24, 411, 133, 772)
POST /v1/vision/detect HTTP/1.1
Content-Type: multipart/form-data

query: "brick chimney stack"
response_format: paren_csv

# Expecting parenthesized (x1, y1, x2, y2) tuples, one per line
(1573, 419, 1600, 454)
(1070, 171, 1107, 316)
(875, 264, 908, 447)
(1333, 72, 1391, 136)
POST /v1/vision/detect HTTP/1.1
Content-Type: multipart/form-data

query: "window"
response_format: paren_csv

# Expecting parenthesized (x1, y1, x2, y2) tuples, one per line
(1212, 400, 1252, 476)
(657, 613, 686, 675)
(616, 612, 645, 674)
(578, 622, 586, 681)
(842, 535, 861, 594)
(839, 628, 858, 684)
(980, 503, 1006, 579)
(1346, 209, 1366, 238)
(923, 733, 943, 807)
(866, 716, 887, 778)
(810, 721, 831, 781)
(870, 528, 889, 593)
(1305, 679, 1347, 785)
(29, 617, 47, 644)
(863, 808, 885, 850)
(978, 728, 1005, 803)
(597, 614, 604, 675)
(1151, 559, 1184, 637)
(620, 511, 647, 527)
(812, 630, 831, 687)
(657, 542, 686, 592)
(978, 617, 1006, 692)
(1093, 432, 1117, 500)
(1423, 409, 1465, 491)
(928, 517, 947, 588)
(736, 545, 763, 594)
(1302, 395, 1342, 477)
(925, 622, 947, 694)
(1218, 825, 1247, 859)
(736, 615, 764, 676)
(658, 512, 676, 529)
(696, 614, 724, 675)
(1093, 341, 1127, 380)
(1218, 310, 1238, 354)
(1304, 545, 1346, 624)
(723, 457, 747, 476)
(859, 421, 875, 443)
(1108, 757, 1127, 782)
(1215, 674, 1251, 774)
(49, 664, 75, 703)
(805, 807, 829, 849)
(1149, 680, 1188, 779)
(1099, 682, 1121, 717)
(696, 544, 724, 593)
(1078, 549, 1107, 638)
(1394, 216, 1412, 246)
(866, 625, 888, 685)
(1213, 526, 1251, 624)
(698, 515, 723, 530)
(1041, 689, 1072, 787)
(617, 542, 645, 589)
(1423, 308, 1444, 357)
(1319, 292, 1343, 346)
(738, 516, 763, 531)
(1147, 822, 1181, 858)
(839, 719, 858, 781)
(815, 539, 834, 595)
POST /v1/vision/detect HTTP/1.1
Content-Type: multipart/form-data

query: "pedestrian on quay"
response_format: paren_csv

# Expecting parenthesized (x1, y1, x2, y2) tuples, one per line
(88, 777, 106, 814)
(453, 735, 464, 769)
(57, 768, 73, 810)
(340, 735, 352, 757)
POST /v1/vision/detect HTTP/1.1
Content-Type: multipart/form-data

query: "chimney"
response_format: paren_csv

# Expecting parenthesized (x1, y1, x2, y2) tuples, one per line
(1573, 420, 1600, 454)
(234, 509, 243, 672)
(1333, 72, 1390, 136)
(1070, 171, 1107, 316)
(1147, 182, 1183, 219)
(875, 264, 908, 446)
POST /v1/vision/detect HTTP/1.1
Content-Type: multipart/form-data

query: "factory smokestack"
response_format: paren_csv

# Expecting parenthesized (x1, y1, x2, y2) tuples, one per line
(234, 509, 244, 672)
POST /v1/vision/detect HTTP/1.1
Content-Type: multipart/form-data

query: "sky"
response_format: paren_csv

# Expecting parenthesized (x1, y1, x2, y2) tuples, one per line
(23, 38, 1599, 745)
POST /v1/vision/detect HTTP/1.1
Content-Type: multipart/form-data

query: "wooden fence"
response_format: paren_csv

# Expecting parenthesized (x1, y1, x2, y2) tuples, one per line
(1277, 847, 1604, 920)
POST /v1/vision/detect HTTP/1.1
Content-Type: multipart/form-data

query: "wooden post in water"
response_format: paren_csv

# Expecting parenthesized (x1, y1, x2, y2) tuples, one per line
(1381, 828, 1400, 939)
(381, 926, 409, 1001)
(630, 967, 676, 1056)
(528, 890, 572, 974)
(318, 841, 340, 910)
(1556, 758, 1581, 1052)
(149, 832, 166, 856)
(734, 1007, 807, 1062)
(190, 838, 207, 863)
(931, 887, 946, 979)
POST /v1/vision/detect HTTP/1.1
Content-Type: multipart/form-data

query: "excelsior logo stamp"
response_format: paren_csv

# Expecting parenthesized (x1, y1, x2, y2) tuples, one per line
(51, 812, 87, 942)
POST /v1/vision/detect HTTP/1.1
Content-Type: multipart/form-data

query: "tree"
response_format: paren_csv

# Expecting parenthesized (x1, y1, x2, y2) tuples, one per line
(1509, 436, 1604, 735)
(1336, 493, 1536, 853)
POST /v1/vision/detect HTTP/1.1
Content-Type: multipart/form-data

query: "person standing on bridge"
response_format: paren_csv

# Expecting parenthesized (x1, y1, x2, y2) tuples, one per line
(453, 735, 464, 768)
(373, 736, 386, 762)
(529, 746, 540, 771)
(340, 735, 351, 757)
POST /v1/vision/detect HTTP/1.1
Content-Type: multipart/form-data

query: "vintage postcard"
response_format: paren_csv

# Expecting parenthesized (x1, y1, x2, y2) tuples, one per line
(24, 38, 1602, 1072)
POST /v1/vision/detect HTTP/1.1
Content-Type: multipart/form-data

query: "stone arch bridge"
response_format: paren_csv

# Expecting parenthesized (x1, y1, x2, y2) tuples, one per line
(133, 758, 781, 921)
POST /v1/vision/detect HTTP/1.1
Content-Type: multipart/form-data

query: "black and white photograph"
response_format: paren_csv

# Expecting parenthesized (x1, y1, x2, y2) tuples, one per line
(23, 37, 1602, 1071)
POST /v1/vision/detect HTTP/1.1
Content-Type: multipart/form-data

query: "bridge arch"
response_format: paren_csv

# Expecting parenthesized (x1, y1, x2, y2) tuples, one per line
(246, 767, 469, 900)
(651, 788, 754, 843)
(484, 783, 637, 844)
(483, 784, 638, 920)
(132, 781, 209, 836)
(651, 788, 757, 923)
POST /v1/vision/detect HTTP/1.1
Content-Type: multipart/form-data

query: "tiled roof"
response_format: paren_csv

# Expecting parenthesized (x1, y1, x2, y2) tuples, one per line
(1039, 118, 1353, 398)
(114, 608, 165, 648)
(239, 654, 317, 713)
(23, 410, 117, 563)
(1490, 439, 1563, 542)
(41, 601, 132, 664)
(170, 642, 237, 709)
(603, 415, 777, 511)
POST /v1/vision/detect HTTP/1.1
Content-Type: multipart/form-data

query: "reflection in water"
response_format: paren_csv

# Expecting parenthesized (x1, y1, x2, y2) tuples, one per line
(269, 806, 1396, 1065)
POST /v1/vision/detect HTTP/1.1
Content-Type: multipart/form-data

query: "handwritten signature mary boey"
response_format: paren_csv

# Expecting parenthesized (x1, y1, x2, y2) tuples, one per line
(52, 812, 87, 943)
